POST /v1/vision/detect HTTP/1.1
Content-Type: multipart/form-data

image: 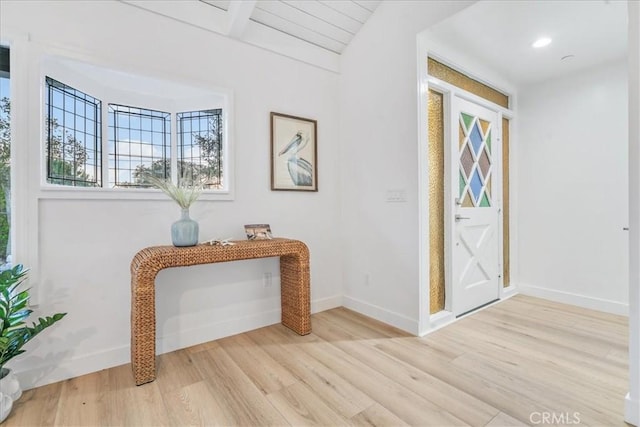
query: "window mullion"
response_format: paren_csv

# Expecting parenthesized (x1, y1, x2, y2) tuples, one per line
(101, 100, 109, 187)
(171, 113, 178, 184)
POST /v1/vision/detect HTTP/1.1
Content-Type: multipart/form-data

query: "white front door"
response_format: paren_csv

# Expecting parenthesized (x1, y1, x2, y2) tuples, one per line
(450, 97, 501, 316)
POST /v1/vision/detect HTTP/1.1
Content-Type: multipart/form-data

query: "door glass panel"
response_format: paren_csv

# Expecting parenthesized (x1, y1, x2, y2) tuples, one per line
(462, 189, 474, 207)
(479, 149, 490, 177)
(470, 169, 483, 203)
(479, 119, 490, 137)
(459, 110, 492, 207)
(461, 144, 474, 177)
(469, 122, 483, 155)
(459, 171, 466, 198)
(461, 112, 474, 130)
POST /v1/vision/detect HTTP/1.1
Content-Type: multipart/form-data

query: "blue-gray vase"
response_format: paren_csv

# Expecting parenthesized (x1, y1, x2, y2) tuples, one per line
(171, 208, 199, 247)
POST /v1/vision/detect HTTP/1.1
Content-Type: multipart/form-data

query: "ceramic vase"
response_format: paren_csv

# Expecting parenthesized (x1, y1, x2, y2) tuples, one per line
(0, 369, 21, 402)
(0, 368, 21, 423)
(0, 392, 12, 423)
(171, 208, 199, 247)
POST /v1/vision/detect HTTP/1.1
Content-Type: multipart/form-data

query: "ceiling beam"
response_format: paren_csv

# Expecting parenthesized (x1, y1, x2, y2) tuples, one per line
(226, 0, 256, 39)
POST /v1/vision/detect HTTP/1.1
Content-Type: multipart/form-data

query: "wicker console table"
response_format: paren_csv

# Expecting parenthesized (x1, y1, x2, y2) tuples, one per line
(130, 238, 311, 385)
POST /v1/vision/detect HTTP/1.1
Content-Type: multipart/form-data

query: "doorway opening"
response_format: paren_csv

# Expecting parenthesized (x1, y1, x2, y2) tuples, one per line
(425, 58, 513, 321)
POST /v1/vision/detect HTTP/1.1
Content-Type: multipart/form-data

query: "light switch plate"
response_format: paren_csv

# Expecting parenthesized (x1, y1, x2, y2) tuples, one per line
(386, 189, 407, 203)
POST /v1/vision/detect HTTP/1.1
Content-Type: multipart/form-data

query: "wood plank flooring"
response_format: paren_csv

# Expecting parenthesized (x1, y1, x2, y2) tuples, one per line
(4, 295, 629, 426)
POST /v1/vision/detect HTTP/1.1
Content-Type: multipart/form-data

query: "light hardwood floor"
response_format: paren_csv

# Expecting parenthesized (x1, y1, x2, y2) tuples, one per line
(4, 295, 629, 426)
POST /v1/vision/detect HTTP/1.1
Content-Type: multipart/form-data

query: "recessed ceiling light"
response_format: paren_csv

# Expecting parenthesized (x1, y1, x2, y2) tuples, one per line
(532, 37, 552, 48)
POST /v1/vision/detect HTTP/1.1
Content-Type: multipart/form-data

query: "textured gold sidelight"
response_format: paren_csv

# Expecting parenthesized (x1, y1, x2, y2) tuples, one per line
(428, 58, 509, 109)
(502, 118, 510, 287)
(428, 89, 445, 313)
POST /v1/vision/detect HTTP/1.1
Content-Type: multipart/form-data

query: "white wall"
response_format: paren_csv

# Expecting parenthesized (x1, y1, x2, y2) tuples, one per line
(339, 0, 474, 333)
(517, 60, 629, 315)
(626, 1, 639, 424)
(1, 0, 342, 388)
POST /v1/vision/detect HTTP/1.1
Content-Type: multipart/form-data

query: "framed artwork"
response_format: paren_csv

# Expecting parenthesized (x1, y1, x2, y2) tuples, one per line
(244, 224, 273, 240)
(270, 112, 318, 191)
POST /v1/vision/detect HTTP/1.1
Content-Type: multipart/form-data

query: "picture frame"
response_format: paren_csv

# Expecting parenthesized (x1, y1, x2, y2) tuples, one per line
(270, 112, 318, 191)
(244, 224, 273, 240)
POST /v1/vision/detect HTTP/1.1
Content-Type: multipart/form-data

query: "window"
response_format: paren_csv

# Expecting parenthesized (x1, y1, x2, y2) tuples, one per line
(177, 109, 223, 189)
(45, 77, 102, 187)
(108, 104, 171, 187)
(0, 46, 10, 266)
(42, 65, 231, 195)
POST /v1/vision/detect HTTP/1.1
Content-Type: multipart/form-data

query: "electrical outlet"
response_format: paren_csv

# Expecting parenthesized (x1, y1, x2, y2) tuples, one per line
(263, 272, 273, 288)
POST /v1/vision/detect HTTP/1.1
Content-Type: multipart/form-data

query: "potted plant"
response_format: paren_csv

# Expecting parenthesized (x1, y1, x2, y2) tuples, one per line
(0, 265, 66, 421)
(146, 175, 204, 247)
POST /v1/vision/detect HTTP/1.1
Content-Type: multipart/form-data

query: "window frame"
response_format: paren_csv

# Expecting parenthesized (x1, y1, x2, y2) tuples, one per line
(45, 76, 103, 188)
(177, 108, 224, 189)
(38, 57, 235, 201)
(108, 103, 172, 189)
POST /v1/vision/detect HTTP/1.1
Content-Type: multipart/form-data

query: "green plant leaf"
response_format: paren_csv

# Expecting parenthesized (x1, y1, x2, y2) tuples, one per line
(0, 265, 66, 368)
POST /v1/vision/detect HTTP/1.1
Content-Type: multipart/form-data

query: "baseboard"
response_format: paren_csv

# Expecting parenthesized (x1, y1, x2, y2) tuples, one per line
(14, 344, 131, 392)
(501, 284, 518, 299)
(311, 294, 343, 313)
(518, 284, 628, 316)
(14, 294, 344, 391)
(342, 295, 419, 335)
(626, 393, 639, 426)
(156, 309, 283, 355)
(159, 294, 341, 354)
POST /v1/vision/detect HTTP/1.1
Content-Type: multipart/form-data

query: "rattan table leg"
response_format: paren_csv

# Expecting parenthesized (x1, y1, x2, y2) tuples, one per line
(131, 277, 157, 386)
(280, 254, 311, 335)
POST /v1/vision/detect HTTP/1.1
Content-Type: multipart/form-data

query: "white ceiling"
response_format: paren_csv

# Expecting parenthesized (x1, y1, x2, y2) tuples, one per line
(201, 0, 381, 54)
(426, 0, 628, 86)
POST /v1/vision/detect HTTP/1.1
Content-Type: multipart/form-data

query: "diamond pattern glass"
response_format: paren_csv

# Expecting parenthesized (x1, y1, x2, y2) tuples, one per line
(479, 149, 490, 178)
(458, 110, 492, 207)
(479, 119, 490, 137)
(470, 122, 483, 156)
(462, 189, 474, 207)
(461, 112, 474, 130)
(470, 169, 483, 202)
(461, 144, 474, 177)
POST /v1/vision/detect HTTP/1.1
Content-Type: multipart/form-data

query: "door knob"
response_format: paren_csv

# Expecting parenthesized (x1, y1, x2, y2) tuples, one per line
(455, 214, 470, 221)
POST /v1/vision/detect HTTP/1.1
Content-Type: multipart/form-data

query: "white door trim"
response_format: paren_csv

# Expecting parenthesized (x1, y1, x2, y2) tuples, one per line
(416, 45, 516, 335)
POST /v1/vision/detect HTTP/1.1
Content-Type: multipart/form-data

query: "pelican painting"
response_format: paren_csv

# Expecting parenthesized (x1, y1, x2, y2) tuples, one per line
(271, 112, 317, 191)
(279, 131, 313, 186)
